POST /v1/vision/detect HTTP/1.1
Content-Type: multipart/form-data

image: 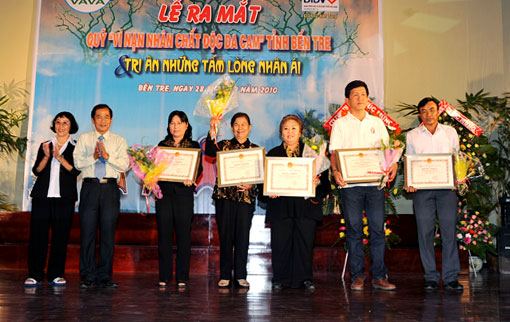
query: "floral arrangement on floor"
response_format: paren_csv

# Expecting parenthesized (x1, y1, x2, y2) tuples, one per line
(434, 200, 498, 259)
(456, 204, 497, 259)
(127, 145, 171, 200)
(334, 212, 402, 253)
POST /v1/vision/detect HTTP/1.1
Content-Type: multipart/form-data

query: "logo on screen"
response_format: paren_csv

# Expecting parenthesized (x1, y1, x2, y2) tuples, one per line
(302, 0, 339, 12)
(65, 0, 111, 14)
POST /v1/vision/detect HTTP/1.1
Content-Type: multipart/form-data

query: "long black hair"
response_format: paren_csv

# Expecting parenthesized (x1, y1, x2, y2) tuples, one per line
(164, 110, 192, 141)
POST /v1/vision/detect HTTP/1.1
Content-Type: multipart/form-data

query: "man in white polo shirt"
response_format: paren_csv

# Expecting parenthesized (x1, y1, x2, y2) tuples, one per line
(329, 80, 397, 291)
(405, 97, 463, 292)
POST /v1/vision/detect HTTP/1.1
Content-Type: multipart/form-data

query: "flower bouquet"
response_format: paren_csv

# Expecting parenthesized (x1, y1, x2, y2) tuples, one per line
(194, 75, 238, 143)
(127, 145, 172, 200)
(455, 151, 485, 196)
(303, 134, 331, 175)
(378, 138, 405, 189)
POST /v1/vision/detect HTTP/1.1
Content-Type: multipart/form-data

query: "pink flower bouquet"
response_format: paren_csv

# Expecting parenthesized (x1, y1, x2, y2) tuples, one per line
(127, 145, 172, 199)
(378, 139, 404, 189)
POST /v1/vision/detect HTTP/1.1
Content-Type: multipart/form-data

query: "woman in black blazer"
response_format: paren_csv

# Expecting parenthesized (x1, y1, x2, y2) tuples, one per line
(25, 111, 80, 287)
(266, 114, 331, 291)
(156, 110, 202, 288)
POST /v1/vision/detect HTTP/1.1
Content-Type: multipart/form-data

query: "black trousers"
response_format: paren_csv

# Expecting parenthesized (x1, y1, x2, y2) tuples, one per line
(215, 199, 254, 280)
(28, 197, 74, 282)
(271, 216, 316, 288)
(155, 193, 194, 283)
(78, 181, 120, 282)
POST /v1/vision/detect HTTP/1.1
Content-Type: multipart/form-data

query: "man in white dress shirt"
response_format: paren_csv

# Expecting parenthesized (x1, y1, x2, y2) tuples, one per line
(73, 104, 129, 289)
(405, 97, 463, 292)
(329, 80, 397, 291)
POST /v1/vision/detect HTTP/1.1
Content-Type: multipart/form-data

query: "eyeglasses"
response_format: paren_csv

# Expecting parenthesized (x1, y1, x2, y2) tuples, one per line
(55, 121, 70, 127)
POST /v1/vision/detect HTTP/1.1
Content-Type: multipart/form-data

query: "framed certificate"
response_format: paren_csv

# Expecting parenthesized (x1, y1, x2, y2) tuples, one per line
(263, 157, 316, 197)
(404, 153, 456, 189)
(216, 147, 265, 187)
(157, 147, 201, 183)
(334, 148, 383, 183)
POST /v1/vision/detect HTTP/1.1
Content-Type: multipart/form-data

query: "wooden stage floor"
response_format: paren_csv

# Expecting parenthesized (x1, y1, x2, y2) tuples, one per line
(1, 269, 509, 321)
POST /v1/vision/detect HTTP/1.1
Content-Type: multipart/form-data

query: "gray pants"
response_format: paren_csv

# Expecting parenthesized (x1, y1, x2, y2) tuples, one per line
(414, 190, 460, 283)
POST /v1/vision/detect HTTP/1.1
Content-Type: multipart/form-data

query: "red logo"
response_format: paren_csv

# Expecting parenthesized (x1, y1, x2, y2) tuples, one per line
(328, 0, 337, 4)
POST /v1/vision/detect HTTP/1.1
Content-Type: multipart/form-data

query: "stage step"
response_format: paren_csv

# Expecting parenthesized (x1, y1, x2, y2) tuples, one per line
(0, 212, 468, 275)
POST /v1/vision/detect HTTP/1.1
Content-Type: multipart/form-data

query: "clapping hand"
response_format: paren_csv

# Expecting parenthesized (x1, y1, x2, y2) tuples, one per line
(42, 142, 51, 158)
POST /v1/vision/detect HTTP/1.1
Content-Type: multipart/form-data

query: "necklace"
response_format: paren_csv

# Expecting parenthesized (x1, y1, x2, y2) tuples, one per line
(56, 137, 68, 147)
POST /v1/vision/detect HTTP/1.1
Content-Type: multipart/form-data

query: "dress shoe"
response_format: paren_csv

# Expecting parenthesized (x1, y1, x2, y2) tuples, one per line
(351, 277, 364, 291)
(303, 280, 315, 290)
(372, 279, 396, 291)
(444, 280, 464, 292)
(99, 279, 118, 288)
(79, 280, 95, 289)
(424, 280, 439, 292)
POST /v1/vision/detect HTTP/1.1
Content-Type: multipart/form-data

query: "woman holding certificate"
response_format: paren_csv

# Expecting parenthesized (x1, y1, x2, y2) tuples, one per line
(205, 112, 259, 289)
(266, 115, 330, 291)
(156, 111, 202, 288)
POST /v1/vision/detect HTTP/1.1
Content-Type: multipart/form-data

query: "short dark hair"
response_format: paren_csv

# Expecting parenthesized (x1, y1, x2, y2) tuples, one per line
(345, 80, 369, 98)
(417, 97, 439, 113)
(51, 111, 79, 134)
(230, 112, 251, 127)
(91, 104, 113, 119)
(279, 114, 303, 135)
(164, 110, 192, 141)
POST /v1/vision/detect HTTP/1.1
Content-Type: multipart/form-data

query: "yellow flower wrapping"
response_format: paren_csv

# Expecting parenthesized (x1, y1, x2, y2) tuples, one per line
(205, 94, 230, 116)
(455, 154, 472, 182)
(143, 163, 168, 191)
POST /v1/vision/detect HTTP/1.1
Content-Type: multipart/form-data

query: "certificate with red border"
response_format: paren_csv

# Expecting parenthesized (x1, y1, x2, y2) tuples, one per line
(404, 153, 456, 189)
(216, 147, 265, 187)
(263, 157, 316, 197)
(157, 147, 201, 183)
(334, 148, 383, 183)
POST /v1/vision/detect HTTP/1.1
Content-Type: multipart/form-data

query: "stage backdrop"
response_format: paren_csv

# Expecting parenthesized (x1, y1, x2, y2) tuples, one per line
(23, 0, 383, 213)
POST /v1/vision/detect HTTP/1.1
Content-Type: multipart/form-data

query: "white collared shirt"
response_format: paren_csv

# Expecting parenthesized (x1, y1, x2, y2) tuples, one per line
(329, 112, 389, 188)
(73, 129, 129, 179)
(47, 137, 72, 198)
(406, 123, 459, 154)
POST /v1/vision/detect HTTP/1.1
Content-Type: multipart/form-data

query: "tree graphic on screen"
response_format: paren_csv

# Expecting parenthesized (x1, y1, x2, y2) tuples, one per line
(55, 0, 145, 64)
